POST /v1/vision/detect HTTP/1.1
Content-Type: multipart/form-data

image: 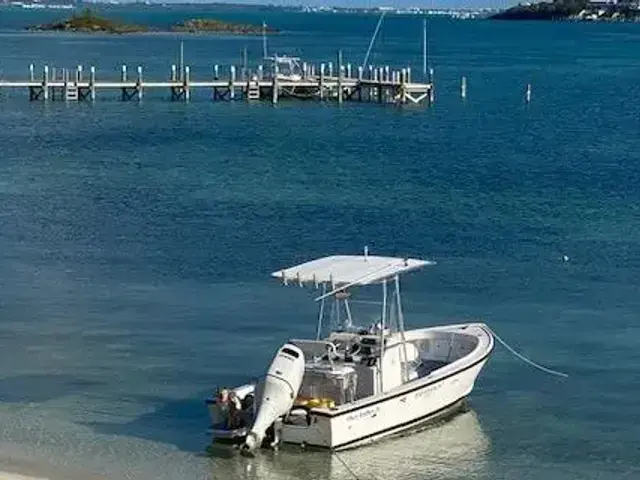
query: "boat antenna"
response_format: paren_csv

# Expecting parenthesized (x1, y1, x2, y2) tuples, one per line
(179, 40, 184, 81)
(422, 16, 429, 79)
(262, 20, 268, 59)
(361, 10, 386, 70)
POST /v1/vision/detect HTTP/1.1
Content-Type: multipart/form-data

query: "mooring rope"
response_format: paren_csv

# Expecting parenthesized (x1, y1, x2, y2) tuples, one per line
(334, 451, 367, 480)
(487, 326, 569, 378)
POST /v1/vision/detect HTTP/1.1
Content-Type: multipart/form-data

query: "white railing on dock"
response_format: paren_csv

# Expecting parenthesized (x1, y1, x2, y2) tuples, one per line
(0, 54, 433, 106)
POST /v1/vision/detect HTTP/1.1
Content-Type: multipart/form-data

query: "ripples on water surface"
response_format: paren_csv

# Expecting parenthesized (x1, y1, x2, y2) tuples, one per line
(0, 7, 639, 480)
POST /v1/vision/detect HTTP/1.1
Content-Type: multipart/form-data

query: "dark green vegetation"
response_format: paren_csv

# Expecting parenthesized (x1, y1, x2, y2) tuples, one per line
(490, 0, 640, 21)
(28, 9, 150, 33)
(171, 18, 279, 34)
(27, 9, 280, 34)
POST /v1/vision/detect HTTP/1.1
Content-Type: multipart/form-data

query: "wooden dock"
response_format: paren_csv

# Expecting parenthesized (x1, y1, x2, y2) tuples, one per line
(0, 55, 434, 106)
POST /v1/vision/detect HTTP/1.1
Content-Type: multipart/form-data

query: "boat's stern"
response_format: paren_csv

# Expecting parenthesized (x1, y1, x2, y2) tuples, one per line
(206, 384, 256, 444)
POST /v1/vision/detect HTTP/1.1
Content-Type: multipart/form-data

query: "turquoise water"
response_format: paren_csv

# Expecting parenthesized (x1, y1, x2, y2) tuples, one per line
(1, 6, 639, 480)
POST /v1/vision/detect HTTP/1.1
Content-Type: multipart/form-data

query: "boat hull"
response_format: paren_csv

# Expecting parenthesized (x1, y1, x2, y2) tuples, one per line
(279, 353, 490, 450)
(207, 323, 493, 452)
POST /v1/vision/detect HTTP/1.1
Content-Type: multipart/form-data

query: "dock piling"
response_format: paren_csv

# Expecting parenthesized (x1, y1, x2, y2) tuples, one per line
(29, 64, 34, 82)
(171, 65, 177, 82)
(272, 61, 278, 104)
(137, 66, 143, 101)
(121, 65, 127, 101)
(229, 66, 235, 100)
(428, 67, 434, 103)
(43, 65, 49, 101)
(525, 83, 532, 103)
(337, 50, 343, 104)
(184, 66, 190, 102)
(461, 76, 467, 99)
(90, 66, 96, 101)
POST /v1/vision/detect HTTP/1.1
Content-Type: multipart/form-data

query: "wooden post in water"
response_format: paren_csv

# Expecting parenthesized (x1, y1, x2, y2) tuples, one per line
(229, 66, 236, 100)
(76, 65, 82, 83)
(184, 65, 190, 102)
(525, 83, 531, 103)
(272, 61, 279, 104)
(137, 66, 143, 101)
(319, 63, 325, 100)
(461, 76, 467, 100)
(121, 65, 127, 101)
(90, 66, 96, 101)
(214, 64, 219, 80)
(337, 50, 343, 104)
(428, 67, 434, 104)
(171, 65, 177, 82)
(29, 64, 34, 82)
(43, 65, 49, 101)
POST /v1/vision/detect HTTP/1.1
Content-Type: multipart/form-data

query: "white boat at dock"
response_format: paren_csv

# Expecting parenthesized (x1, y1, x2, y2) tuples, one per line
(206, 249, 494, 453)
(264, 55, 304, 82)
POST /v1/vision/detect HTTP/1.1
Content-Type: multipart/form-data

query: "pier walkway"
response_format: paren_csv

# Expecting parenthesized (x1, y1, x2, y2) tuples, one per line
(0, 59, 434, 106)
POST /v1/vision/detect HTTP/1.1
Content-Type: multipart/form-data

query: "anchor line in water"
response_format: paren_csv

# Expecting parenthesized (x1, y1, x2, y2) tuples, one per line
(487, 326, 569, 378)
(334, 451, 367, 480)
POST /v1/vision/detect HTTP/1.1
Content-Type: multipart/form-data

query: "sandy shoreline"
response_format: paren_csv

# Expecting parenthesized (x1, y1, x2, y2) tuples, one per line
(0, 456, 108, 480)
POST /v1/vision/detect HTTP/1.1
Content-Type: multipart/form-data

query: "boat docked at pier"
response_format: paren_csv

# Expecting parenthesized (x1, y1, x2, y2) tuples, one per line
(206, 250, 494, 453)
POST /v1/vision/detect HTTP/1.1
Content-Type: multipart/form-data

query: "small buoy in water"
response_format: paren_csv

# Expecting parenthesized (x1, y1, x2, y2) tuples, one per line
(562, 255, 569, 262)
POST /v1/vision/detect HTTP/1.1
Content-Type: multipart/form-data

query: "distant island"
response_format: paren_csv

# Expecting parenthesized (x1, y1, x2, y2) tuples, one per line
(27, 9, 279, 34)
(490, 0, 640, 21)
(28, 9, 151, 33)
(171, 18, 278, 34)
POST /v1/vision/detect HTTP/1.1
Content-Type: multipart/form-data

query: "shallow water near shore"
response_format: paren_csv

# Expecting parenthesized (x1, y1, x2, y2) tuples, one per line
(1, 6, 640, 480)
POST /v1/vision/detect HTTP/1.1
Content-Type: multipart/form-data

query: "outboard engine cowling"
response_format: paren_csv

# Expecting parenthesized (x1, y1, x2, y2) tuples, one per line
(242, 343, 305, 454)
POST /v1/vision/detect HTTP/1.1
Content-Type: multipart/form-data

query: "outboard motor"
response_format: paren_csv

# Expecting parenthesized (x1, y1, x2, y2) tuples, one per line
(241, 343, 305, 454)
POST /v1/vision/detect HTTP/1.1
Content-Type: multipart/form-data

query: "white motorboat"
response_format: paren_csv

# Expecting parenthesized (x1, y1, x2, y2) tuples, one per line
(264, 55, 304, 82)
(206, 250, 494, 454)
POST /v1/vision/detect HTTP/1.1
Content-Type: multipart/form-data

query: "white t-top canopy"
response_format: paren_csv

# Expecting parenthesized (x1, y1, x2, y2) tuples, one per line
(271, 255, 435, 287)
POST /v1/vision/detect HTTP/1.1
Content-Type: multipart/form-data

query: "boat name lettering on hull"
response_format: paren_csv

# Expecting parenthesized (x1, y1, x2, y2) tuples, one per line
(346, 406, 381, 422)
(414, 380, 445, 399)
